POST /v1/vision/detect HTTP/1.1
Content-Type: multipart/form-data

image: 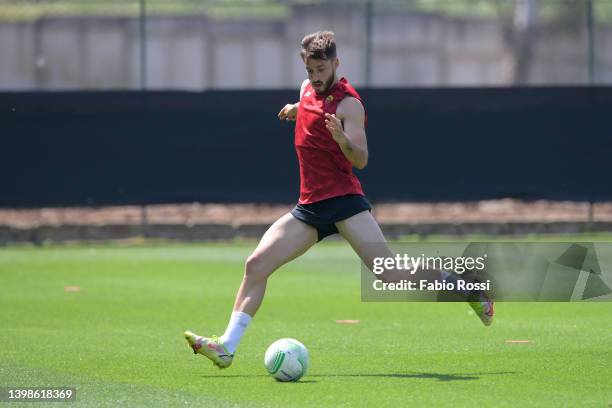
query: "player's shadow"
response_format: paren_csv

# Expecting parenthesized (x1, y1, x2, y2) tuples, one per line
(199, 371, 516, 383)
(310, 371, 516, 382)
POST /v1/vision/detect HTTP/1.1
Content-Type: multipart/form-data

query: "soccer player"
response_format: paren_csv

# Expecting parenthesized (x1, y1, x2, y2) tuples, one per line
(185, 31, 494, 368)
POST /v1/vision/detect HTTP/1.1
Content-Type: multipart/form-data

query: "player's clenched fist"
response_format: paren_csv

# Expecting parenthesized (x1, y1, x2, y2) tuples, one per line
(278, 103, 298, 121)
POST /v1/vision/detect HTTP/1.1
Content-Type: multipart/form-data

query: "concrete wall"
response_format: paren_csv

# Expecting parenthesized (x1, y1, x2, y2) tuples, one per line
(0, 3, 609, 90)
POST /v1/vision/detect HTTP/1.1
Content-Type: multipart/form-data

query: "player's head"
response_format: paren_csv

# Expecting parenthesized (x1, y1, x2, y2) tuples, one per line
(300, 31, 339, 94)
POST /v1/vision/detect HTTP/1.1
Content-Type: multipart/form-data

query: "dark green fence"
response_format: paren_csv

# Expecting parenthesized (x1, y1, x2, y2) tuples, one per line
(1, 87, 611, 207)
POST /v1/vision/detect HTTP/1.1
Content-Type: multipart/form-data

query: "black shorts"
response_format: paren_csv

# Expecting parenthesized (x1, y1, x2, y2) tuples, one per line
(290, 194, 372, 242)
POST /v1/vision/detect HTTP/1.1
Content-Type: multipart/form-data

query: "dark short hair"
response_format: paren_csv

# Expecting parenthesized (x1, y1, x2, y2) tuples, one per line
(300, 31, 337, 61)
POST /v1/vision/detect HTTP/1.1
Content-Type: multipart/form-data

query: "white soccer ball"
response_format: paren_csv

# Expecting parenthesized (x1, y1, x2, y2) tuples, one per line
(264, 338, 309, 382)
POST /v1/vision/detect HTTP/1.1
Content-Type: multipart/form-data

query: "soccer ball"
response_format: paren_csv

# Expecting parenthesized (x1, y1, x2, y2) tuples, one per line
(264, 338, 309, 382)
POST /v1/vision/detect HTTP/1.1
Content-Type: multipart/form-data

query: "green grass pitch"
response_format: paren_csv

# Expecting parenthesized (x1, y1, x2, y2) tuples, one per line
(1, 240, 611, 407)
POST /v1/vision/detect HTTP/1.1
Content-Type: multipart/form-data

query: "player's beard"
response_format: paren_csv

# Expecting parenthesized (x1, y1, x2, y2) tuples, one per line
(313, 72, 336, 94)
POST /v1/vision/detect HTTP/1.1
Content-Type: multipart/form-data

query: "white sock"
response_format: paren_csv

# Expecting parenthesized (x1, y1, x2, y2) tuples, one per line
(219, 311, 252, 354)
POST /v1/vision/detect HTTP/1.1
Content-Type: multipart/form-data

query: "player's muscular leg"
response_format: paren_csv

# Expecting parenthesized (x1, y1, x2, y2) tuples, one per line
(335, 211, 415, 283)
(337, 211, 494, 326)
(233, 213, 318, 316)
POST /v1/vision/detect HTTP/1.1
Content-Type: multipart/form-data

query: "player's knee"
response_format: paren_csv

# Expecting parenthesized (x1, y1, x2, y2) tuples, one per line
(244, 253, 269, 282)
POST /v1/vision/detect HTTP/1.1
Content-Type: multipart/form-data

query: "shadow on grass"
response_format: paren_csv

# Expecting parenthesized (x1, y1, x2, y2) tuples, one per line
(310, 371, 517, 382)
(200, 371, 516, 382)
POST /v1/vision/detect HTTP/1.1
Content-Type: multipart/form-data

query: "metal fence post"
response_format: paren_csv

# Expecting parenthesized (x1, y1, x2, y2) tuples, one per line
(139, 0, 148, 90)
(364, 0, 373, 87)
(587, 0, 595, 84)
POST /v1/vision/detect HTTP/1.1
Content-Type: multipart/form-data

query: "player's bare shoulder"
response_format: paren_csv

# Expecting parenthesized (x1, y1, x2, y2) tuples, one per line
(337, 96, 365, 122)
(300, 79, 310, 99)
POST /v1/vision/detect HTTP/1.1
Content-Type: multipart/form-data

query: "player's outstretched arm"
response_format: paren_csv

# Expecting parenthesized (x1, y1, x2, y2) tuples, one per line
(325, 97, 368, 169)
(278, 79, 310, 122)
(278, 103, 298, 121)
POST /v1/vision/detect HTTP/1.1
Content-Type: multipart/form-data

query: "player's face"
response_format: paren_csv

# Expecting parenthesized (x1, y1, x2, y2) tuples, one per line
(305, 57, 338, 94)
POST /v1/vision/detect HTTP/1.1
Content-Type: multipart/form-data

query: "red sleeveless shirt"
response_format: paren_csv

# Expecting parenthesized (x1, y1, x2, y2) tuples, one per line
(294, 77, 366, 204)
